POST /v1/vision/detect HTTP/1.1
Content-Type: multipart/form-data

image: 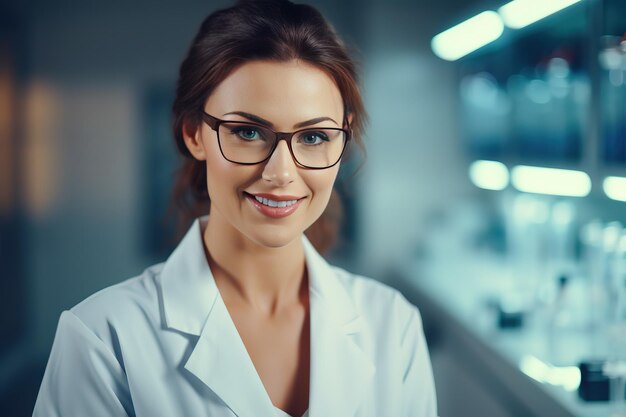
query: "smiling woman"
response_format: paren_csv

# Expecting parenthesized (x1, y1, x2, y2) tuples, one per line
(187, 60, 346, 250)
(32, 1, 438, 417)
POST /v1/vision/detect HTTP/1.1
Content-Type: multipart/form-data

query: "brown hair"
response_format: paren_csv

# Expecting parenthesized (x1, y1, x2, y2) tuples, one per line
(170, 0, 366, 253)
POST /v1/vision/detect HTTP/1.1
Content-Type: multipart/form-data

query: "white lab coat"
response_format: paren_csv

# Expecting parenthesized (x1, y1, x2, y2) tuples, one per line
(33, 216, 438, 417)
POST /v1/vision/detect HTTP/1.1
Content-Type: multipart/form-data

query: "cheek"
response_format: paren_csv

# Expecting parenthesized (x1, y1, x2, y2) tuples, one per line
(307, 168, 339, 205)
(203, 139, 256, 201)
(204, 143, 226, 197)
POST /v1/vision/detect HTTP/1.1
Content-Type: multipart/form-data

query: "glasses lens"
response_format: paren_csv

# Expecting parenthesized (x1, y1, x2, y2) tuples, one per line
(218, 122, 275, 163)
(291, 128, 346, 168)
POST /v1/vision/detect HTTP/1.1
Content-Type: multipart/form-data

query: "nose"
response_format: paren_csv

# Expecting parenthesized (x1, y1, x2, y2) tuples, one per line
(261, 140, 297, 186)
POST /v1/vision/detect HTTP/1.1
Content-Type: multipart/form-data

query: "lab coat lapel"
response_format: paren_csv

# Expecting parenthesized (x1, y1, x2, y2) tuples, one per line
(160, 217, 276, 417)
(184, 293, 277, 417)
(304, 237, 376, 417)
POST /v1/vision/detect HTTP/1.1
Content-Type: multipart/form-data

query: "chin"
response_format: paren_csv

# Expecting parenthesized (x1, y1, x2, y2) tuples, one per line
(244, 224, 304, 249)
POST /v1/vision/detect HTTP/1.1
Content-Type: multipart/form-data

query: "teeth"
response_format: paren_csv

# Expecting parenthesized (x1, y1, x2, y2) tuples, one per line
(253, 195, 298, 208)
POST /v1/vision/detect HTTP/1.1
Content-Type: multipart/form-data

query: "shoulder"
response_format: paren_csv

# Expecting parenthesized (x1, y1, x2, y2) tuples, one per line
(330, 265, 422, 334)
(67, 263, 165, 344)
(331, 265, 417, 313)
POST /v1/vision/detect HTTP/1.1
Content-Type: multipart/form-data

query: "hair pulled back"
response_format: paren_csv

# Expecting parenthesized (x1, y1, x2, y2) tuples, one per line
(171, 0, 366, 252)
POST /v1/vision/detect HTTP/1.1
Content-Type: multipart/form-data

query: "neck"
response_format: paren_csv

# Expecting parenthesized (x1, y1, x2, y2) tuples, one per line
(202, 212, 307, 316)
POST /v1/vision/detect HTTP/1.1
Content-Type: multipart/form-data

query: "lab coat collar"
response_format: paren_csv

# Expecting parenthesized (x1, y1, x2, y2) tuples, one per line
(160, 216, 216, 336)
(160, 216, 376, 417)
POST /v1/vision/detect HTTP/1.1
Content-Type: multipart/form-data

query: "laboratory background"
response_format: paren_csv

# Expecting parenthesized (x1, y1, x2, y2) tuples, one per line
(1, 0, 626, 416)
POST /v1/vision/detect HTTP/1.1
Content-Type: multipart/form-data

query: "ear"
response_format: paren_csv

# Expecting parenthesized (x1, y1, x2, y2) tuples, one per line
(182, 121, 207, 161)
(346, 112, 354, 135)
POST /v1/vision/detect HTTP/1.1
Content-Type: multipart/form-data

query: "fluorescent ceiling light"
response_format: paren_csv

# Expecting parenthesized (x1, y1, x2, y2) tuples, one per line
(469, 160, 509, 190)
(604, 176, 626, 202)
(431, 11, 504, 61)
(511, 165, 591, 197)
(498, 0, 582, 30)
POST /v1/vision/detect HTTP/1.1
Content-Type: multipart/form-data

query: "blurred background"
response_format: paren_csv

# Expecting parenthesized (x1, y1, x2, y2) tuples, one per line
(1, 0, 626, 416)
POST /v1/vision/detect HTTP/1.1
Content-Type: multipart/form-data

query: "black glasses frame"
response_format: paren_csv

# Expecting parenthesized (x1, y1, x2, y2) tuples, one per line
(201, 111, 351, 169)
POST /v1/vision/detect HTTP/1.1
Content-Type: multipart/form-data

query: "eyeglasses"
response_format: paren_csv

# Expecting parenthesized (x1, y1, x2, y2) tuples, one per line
(201, 111, 350, 169)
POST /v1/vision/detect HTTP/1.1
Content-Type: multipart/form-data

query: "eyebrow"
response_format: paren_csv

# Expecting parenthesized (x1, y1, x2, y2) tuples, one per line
(222, 111, 339, 129)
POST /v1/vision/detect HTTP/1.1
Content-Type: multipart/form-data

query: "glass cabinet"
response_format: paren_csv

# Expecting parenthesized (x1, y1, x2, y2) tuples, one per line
(457, 0, 626, 174)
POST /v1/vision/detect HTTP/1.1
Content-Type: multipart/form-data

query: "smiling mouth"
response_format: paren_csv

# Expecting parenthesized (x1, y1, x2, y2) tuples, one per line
(253, 195, 299, 207)
(243, 192, 306, 218)
(244, 192, 304, 206)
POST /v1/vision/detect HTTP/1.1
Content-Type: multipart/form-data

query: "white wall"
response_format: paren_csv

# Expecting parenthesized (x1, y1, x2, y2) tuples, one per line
(356, 3, 474, 278)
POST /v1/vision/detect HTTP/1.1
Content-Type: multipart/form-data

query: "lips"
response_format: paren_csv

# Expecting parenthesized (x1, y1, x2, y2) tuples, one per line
(244, 192, 305, 218)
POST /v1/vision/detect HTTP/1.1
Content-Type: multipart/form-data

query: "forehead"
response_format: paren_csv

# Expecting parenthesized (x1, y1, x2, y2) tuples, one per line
(205, 60, 344, 124)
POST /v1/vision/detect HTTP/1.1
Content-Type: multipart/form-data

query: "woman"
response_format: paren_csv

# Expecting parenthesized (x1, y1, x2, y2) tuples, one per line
(33, 1, 437, 416)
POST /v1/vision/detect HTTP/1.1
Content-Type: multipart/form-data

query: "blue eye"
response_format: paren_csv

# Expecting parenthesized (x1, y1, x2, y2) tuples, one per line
(231, 126, 263, 141)
(299, 131, 329, 145)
